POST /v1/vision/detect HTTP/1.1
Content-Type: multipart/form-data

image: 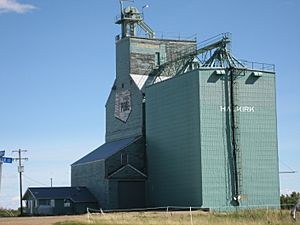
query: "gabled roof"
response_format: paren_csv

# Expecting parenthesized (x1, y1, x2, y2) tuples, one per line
(72, 136, 141, 166)
(108, 164, 147, 179)
(23, 187, 97, 203)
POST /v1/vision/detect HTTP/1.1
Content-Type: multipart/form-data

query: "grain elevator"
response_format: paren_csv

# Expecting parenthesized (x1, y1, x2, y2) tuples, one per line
(71, 1, 280, 211)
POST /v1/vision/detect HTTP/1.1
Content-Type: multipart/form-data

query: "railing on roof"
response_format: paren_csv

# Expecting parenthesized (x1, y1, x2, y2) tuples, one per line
(239, 59, 275, 72)
(116, 30, 197, 41)
(155, 31, 197, 41)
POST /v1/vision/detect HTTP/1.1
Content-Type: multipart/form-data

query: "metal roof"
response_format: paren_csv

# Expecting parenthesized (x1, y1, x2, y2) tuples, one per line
(24, 187, 97, 203)
(72, 136, 141, 166)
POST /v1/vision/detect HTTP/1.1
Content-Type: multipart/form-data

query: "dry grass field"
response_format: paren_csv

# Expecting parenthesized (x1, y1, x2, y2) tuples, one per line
(0, 210, 299, 225)
(55, 210, 300, 225)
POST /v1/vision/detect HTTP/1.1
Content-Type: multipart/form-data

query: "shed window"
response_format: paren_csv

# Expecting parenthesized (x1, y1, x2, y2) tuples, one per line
(64, 199, 71, 207)
(38, 199, 51, 206)
(121, 152, 128, 165)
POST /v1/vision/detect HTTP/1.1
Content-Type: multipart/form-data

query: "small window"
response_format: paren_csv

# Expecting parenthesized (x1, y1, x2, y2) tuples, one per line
(39, 199, 51, 206)
(64, 199, 71, 207)
(155, 52, 161, 66)
(121, 83, 124, 88)
(121, 152, 128, 165)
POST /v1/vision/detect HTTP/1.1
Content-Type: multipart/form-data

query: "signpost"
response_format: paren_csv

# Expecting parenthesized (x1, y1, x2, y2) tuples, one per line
(0, 149, 27, 215)
(0, 157, 13, 164)
(0, 151, 14, 194)
(0, 150, 5, 193)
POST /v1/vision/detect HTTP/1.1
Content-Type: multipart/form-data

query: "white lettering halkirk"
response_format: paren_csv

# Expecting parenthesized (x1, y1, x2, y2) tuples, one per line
(220, 106, 255, 113)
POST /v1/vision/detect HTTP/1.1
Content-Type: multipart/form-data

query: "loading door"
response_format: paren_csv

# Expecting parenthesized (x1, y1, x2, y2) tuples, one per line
(118, 181, 145, 209)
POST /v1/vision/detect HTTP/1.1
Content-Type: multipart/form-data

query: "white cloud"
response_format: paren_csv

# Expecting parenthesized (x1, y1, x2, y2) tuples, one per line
(0, 0, 36, 14)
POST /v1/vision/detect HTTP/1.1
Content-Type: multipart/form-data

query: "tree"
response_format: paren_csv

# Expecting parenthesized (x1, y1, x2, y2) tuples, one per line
(280, 192, 300, 209)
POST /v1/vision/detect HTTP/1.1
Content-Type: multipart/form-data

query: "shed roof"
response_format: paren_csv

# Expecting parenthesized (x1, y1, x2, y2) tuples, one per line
(23, 187, 97, 203)
(72, 136, 141, 166)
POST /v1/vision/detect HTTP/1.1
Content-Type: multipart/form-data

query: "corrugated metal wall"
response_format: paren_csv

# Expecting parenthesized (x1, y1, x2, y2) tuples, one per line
(146, 72, 202, 207)
(146, 69, 279, 209)
(71, 161, 108, 208)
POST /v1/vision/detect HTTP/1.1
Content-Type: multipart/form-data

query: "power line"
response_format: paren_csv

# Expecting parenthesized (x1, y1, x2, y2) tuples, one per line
(279, 160, 297, 174)
(23, 174, 47, 187)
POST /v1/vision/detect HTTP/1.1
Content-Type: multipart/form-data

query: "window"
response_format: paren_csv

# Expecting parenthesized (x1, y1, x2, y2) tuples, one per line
(155, 52, 161, 66)
(64, 199, 71, 207)
(38, 199, 50, 206)
(121, 152, 128, 165)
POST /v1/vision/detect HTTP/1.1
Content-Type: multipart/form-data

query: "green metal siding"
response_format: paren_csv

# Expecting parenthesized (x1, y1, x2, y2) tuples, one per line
(116, 38, 130, 79)
(146, 69, 279, 210)
(199, 70, 279, 209)
(198, 70, 230, 208)
(71, 138, 146, 209)
(106, 137, 146, 176)
(105, 82, 144, 142)
(106, 37, 144, 142)
(106, 137, 146, 209)
(236, 71, 279, 208)
(146, 72, 202, 207)
(71, 161, 107, 208)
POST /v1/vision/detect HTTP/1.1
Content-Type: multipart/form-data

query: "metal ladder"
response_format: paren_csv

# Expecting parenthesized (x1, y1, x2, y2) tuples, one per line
(230, 68, 244, 204)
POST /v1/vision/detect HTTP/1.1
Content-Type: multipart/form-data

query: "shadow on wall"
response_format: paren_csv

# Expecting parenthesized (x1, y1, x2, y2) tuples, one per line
(207, 73, 222, 83)
(245, 74, 260, 84)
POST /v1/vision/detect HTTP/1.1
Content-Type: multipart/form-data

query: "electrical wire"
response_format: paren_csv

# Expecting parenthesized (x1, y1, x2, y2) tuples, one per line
(279, 160, 297, 173)
(23, 174, 47, 186)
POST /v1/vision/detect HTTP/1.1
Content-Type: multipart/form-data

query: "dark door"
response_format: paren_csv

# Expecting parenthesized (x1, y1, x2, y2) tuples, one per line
(118, 181, 145, 209)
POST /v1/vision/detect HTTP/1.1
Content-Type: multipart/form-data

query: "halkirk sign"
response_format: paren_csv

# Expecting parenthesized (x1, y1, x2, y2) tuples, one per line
(220, 106, 255, 113)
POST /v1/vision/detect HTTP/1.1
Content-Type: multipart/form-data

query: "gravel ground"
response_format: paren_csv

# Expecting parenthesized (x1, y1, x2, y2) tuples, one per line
(0, 215, 85, 225)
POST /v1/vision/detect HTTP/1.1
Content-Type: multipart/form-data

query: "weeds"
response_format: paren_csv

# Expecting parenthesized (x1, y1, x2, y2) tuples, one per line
(55, 209, 300, 225)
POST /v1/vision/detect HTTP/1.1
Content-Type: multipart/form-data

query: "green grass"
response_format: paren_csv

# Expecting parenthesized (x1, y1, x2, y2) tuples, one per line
(55, 209, 300, 225)
(0, 208, 19, 217)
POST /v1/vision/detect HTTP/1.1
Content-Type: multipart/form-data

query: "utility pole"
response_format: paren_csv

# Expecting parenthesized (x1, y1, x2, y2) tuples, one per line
(12, 149, 28, 216)
(0, 161, 2, 193)
(0, 151, 5, 193)
(50, 178, 53, 187)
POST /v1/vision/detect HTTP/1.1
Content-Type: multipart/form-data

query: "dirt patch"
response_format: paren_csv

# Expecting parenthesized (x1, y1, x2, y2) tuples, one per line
(0, 215, 85, 225)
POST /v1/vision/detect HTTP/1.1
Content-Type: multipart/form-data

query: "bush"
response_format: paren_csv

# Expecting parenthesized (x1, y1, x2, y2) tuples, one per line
(280, 192, 300, 209)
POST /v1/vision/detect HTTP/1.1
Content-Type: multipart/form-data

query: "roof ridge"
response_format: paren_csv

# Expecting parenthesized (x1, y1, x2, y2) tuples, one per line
(71, 136, 142, 166)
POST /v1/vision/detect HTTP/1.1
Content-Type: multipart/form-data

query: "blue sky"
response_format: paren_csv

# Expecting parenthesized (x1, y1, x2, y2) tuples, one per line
(0, 0, 299, 209)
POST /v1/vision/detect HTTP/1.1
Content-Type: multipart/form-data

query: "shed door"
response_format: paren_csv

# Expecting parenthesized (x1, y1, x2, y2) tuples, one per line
(118, 181, 145, 209)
